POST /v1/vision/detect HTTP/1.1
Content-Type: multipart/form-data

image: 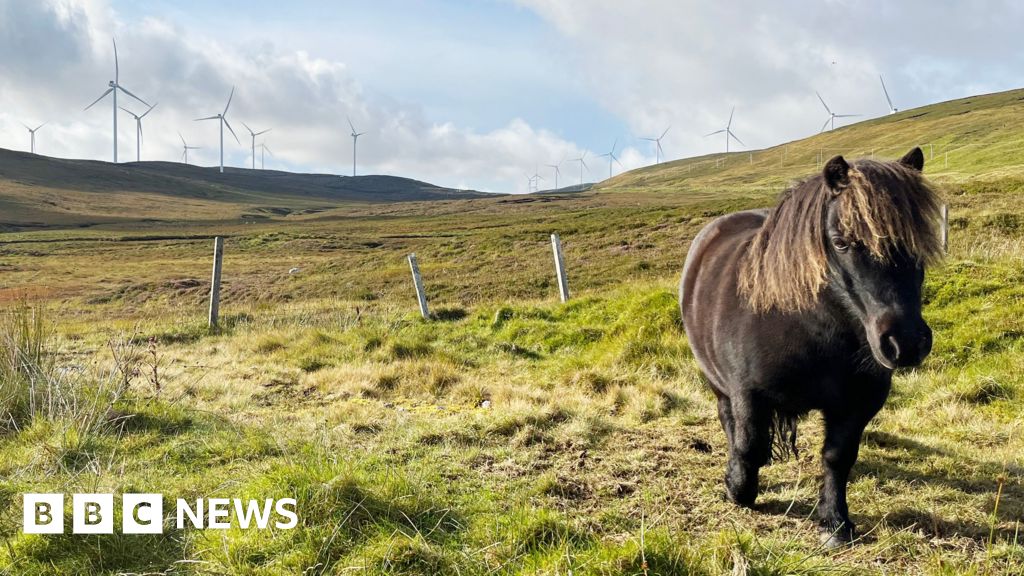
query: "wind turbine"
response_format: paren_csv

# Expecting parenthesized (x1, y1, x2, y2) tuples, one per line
(119, 103, 157, 162)
(258, 142, 272, 170)
(195, 87, 239, 173)
(545, 160, 562, 190)
(573, 152, 589, 190)
(242, 123, 271, 170)
(816, 92, 860, 132)
(880, 75, 898, 114)
(23, 122, 46, 154)
(531, 167, 545, 192)
(178, 132, 201, 165)
(705, 108, 743, 153)
(84, 38, 150, 163)
(598, 139, 622, 179)
(641, 126, 670, 164)
(525, 174, 537, 193)
(348, 116, 365, 177)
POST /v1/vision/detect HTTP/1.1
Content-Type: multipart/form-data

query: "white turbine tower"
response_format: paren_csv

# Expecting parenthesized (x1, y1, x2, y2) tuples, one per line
(178, 132, 201, 165)
(84, 38, 150, 163)
(119, 103, 157, 162)
(23, 122, 46, 154)
(598, 139, 622, 179)
(195, 87, 239, 173)
(258, 142, 273, 170)
(705, 108, 743, 153)
(641, 126, 670, 164)
(573, 152, 589, 190)
(545, 160, 562, 190)
(880, 75, 898, 115)
(242, 123, 271, 170)
(816, 92, 860, 132)
(348, 116, 366, 177)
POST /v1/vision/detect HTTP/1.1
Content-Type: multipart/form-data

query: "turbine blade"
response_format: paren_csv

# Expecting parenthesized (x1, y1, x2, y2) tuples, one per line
(223, 117, 240, 143)
(118, 106, 137, 117)
(816, 91, 831, 114)
(347, 115, 356, 133)
(880, 75, 894, 108)
(195, 115, 219, 121)
(660, 126, 671, 139)
(179, 131, 186, 146)
(640, 137, 656, 141)
(704, 129, 726, 137)
(118, 85, 150, 107)
(22, 123, 30, 131)
(263, 145, 273, 156)
(140, 103, 157, 118)
(835, 114, 860, 118)
(729, 130, 744, 146)
(113, 37, 118, 83)
(242, 122, 253, 135)
(820, 117, 832, 132)
(223, 86, 235, 115)
(256, 128, 271, 136)
(84, 88, 114, 111)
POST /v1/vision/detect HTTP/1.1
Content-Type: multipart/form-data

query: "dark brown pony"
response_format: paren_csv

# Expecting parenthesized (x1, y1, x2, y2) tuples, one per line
(680, 148, 943, 546)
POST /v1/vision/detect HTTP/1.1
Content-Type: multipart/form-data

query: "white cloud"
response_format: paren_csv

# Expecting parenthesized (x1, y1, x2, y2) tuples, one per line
(3, 0, 1020, 193)
(0, 0, 619, 193)
(515, 0, 1024, 161)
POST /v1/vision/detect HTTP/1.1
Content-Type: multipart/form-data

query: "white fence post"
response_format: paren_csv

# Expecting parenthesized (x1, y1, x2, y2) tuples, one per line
(208, 236, 224, 328)
(408, 253, 430, 319)
(551, 233, 570, 303)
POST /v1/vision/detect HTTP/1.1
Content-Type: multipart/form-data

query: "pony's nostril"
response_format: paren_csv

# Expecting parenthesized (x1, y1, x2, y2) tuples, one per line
(881, 333, 901, 363)
(887, 335, 901, 361)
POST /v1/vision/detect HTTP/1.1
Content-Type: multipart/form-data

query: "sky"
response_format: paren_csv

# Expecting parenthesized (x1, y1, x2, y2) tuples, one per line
(0, 0, 1022, 193)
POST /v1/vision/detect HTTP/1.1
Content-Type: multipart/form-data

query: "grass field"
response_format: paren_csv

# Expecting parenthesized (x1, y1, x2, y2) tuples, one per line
(0, 90, 1023, 575)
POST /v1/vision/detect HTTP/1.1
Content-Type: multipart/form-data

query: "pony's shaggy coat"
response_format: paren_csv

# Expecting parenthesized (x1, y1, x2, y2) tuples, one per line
(738, 159, 944, 312)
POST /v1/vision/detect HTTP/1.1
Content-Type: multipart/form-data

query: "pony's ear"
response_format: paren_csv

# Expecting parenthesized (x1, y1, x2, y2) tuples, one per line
(823, 155, 850, 191)
(899, 147, 925, 171)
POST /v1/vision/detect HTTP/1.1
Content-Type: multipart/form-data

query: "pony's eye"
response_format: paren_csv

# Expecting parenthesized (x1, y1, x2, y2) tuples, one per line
(831, 237, 850, 252)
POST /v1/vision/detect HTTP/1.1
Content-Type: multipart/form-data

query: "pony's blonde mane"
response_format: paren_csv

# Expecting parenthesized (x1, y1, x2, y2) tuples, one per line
(738, 158, 944, 312)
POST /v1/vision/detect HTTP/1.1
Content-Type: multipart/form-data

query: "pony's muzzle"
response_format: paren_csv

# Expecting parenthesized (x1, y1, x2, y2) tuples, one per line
(875, 320, 932, 369)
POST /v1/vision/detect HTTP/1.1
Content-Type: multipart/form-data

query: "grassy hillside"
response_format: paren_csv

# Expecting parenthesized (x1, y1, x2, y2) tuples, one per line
(0, 149, 493, 229)
(0, 90, 1022, 575)
(599, 88, 1024, 195)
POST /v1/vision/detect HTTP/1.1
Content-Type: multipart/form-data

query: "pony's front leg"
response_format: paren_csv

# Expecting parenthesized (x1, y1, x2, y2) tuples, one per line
(818, 411, 869, 547)
(724, 393, 771, 507)
(716, 395, 736, 448)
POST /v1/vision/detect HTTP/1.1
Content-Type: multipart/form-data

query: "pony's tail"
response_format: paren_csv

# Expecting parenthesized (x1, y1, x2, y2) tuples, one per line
(768, 411, 799, 462)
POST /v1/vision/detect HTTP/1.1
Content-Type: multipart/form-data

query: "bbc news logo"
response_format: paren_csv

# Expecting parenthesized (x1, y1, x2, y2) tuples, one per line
(23, 494, 298, 534)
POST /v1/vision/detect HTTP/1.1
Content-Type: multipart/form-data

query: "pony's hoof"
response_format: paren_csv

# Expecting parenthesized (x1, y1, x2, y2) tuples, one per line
(725, 485, 757, 508)
(818, 523, 855, 549)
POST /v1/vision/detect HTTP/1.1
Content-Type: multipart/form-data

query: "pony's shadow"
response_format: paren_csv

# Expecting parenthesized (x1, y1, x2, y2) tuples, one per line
(757, 430, 1023, 543)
